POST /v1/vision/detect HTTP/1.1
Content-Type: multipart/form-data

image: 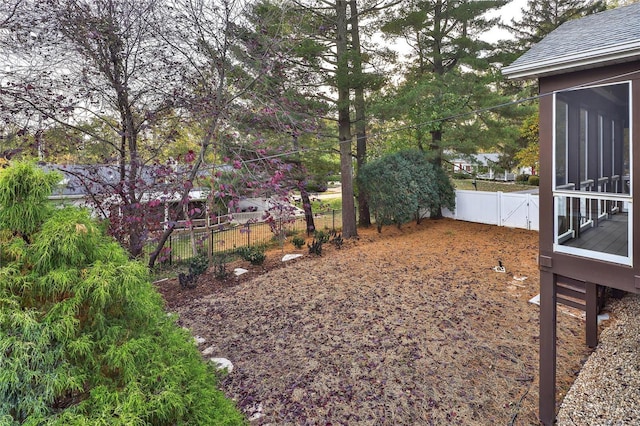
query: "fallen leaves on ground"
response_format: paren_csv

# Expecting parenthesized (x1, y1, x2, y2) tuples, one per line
(156, 218, 591, 425)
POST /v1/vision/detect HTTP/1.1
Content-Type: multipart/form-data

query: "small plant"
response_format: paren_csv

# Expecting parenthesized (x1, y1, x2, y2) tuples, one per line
(291, 235, 306, 249)
(308, 238, 323, 256)
(189, 251, 209, 276)
(329, 230, 343, 249)
(314, 230, 330, 244)
(211, 253, 230, 279)
(528, 175, 540, 186)
(179, 251, 209, 288)
(237, 245, 266, 265)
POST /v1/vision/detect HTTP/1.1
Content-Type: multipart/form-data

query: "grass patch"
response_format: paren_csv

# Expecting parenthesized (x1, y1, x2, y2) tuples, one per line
(301, 197, 342, 212)
(453, 179, 534, 193)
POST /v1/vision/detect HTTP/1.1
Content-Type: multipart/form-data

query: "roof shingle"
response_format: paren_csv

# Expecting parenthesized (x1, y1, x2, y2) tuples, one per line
(503, 3, 640, 79)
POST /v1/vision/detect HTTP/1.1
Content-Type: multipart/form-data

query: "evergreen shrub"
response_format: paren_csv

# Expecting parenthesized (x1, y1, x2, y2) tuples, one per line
(291, 236, 305, 249)
(236, 245, 266, 265)
(0, 162, 245, 425)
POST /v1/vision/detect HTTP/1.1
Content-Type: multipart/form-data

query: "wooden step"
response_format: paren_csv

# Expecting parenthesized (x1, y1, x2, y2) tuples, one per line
(556, 277, 606, 312)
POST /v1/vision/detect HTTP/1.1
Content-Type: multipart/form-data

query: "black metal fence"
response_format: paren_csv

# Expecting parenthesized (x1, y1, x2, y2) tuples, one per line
(161, 210, 344, 265)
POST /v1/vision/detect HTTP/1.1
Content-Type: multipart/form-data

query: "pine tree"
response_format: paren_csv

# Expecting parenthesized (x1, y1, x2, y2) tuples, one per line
(381, 0, 508, 217)
(0, 161, 244, 425)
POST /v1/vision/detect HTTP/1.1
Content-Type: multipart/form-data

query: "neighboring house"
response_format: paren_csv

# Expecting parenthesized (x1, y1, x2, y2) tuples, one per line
(231, 197, 305, 224)
(46, 164, 301, 227)
(45, 164, 211, 227)
(503, 3, 640, 425)
(450, 153, 500, 175)
(449, 152, 522, 180)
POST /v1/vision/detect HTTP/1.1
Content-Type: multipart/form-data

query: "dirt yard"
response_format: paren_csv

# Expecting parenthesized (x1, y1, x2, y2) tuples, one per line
(155, 219, 591, 425)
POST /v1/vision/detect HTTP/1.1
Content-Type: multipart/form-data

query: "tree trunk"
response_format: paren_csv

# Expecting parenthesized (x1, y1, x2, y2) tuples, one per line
(300, 189, 315, 236)
(148, 127, 216, 268)
(349, 0, 370, 227)
(336, 0, 357, 238)
(429, 128, 443, 219)
(291, 134, 315, 236)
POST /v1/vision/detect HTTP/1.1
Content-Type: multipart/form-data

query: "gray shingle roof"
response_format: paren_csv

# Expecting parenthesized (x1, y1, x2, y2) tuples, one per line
(503, 3, 640, 79)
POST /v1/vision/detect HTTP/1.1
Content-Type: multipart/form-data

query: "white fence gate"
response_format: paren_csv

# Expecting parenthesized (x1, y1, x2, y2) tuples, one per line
(443, 190, 539, 231)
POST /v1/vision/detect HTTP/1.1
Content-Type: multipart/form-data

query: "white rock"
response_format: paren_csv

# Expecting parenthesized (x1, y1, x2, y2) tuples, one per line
(201, 346, 215, 356)
(282, 254, 303, 262)
(194, 335, 206, 345)
(210, 357, 233, 373)
(248, 403, 264, 421)
(234, 268, 249, 276)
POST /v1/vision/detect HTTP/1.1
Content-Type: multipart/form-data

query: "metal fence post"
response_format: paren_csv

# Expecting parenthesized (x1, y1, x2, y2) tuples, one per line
(169, 235, 173, 265)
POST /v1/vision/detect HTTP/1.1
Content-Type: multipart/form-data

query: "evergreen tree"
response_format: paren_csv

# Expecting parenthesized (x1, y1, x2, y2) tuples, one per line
(0, 162, 244, 424)
(496, 1, 605, 177)
(380, 0, 508, 217)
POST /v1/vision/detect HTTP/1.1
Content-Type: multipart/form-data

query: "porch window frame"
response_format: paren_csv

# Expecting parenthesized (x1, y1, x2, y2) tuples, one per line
(551, 80, 633, 266)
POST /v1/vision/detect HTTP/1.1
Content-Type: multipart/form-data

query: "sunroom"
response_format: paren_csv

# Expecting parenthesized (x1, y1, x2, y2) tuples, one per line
(553, 81, 632, 265)
(503, 3, 640, 425)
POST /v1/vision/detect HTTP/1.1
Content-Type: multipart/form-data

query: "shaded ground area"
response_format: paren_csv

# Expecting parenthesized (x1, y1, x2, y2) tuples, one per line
(156, 219, 590, 425)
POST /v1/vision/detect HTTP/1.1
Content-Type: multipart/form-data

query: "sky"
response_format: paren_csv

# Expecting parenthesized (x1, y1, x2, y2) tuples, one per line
(482, 0, 528, 43)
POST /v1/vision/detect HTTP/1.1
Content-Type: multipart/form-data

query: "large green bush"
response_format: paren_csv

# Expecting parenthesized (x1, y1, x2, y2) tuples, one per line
(358, 150, 455, 232)
(0, 162, 245, 425)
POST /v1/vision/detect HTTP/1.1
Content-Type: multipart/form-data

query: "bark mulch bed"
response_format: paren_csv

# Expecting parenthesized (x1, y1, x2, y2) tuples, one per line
(155, 218, 592, 425)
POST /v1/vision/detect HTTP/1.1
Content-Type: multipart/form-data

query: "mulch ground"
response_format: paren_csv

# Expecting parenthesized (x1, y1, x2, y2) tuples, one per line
(155, 218, 592, 425)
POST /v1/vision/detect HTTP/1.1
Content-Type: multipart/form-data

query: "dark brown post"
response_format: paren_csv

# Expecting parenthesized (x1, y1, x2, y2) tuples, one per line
(585, 282, 599, 348)
(539, 270, 557, 425)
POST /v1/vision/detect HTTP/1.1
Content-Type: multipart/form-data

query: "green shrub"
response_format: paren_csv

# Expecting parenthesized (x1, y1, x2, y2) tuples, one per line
(358, 150, 455, 232)
(189, 250, 209, 276)
(291, 236, 306, 249)
(305, 179, 328, 193)
(237, 245, 266, 265)
(528, 175, 540, 186)
(516, 173, 530, 183)
(313, 230, 330, 244)
(211, 253, 231, 279)
(0, 162, 245, 425)
(452, 172, 471, 180)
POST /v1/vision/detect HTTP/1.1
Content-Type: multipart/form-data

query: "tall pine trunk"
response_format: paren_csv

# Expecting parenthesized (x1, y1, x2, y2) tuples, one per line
(429, 128, 443, 219)
(336, 0, 357, 238)
(350, 0, 370, 227)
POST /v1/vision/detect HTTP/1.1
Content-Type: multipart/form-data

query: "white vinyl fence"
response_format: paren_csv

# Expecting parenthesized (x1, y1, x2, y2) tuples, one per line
(443, 190, 539, 231)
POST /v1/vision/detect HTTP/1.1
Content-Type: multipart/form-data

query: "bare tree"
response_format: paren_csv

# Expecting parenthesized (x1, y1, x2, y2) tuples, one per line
(1, 0, 289, 264)
(147, 0, 291, 266)
(0, 0, 23, 30)
(0, 2, 189, 259)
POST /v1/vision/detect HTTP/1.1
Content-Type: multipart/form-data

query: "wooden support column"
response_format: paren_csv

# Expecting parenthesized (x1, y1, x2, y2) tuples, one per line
(585, 282, 599, 348)
(539, 270, 557, 426)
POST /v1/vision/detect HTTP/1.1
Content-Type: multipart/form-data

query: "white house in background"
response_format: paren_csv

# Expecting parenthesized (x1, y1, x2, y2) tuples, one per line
(230, 197, 304, 224)
(450, 152, 534, 180)
(450, 153, 501, 177)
